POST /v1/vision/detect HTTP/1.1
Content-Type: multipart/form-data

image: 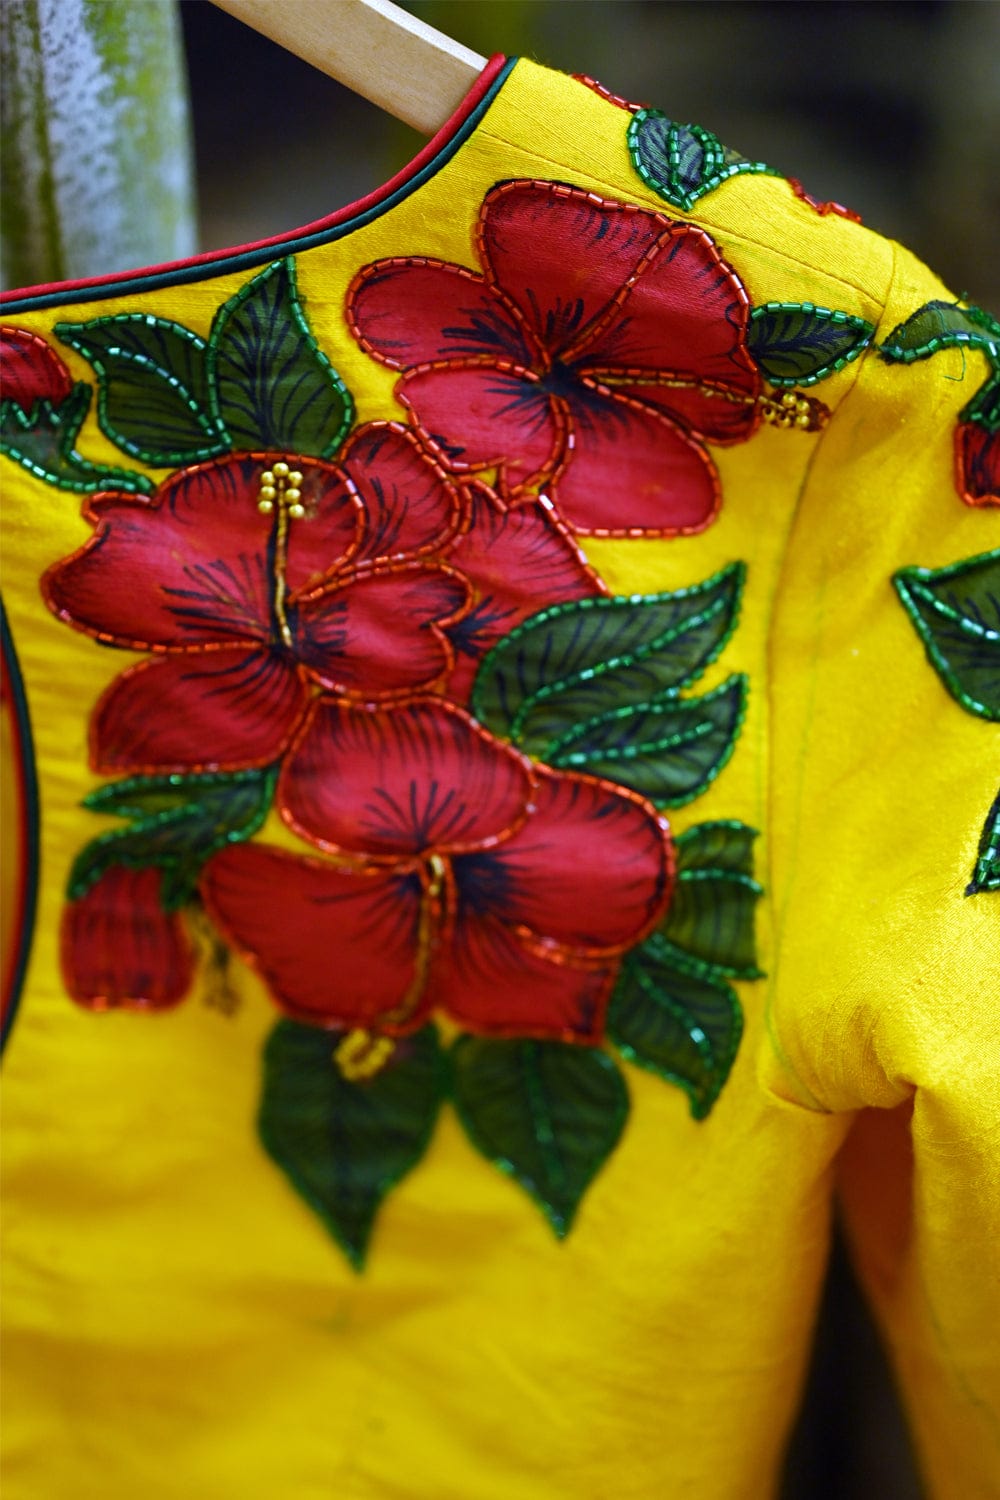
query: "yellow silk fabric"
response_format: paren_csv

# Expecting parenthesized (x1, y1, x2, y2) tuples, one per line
(2, 58, 998, 1500)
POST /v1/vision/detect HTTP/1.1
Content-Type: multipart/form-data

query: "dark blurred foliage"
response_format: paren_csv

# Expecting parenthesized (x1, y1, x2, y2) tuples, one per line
(177, 5, 999, 1495)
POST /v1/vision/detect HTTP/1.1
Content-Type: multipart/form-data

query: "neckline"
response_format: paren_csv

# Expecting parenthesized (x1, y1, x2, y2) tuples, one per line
(0, 55, 513, 315)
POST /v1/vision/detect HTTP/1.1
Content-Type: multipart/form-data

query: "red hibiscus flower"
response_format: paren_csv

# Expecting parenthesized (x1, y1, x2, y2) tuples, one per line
(202, 699, 673, 1042)
(956, 422, 999, 506)
(348, 179, 761, 537)
(61, 865, 195, 1010)
(1, 325, 73, 411)
(42, 424, 469, 774)
(442, 480, 608, 702)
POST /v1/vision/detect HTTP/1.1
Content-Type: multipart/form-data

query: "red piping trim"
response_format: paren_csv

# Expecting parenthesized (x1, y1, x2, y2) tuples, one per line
(1, 55, 508, 305)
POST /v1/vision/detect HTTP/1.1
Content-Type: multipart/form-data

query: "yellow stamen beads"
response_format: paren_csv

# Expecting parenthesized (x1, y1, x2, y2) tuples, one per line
(257, 464, 305, 515)
(757, 389, 827, 432)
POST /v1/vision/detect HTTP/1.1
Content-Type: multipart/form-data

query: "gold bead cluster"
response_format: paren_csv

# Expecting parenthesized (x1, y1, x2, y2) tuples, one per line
(759, 391, 814, 430)
(258, 460, 305, 517)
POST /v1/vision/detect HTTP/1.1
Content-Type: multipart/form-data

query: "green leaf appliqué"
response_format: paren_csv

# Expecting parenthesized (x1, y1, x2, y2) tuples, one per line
(628, 109, 776, 211)
(879, 300, 1000, 365)
(53, 314, 226, 466)
(747, 303, 874, 387)
(607, 818, 759, 1111)
(472, 560, 744, 754)
(545, 675, 747, 806)
(451, 1036, 628, 1236)
(662, 819, 763, 978)
(69, 766, 277, 908)
(961, 370, 1000, 433)
(893, 551, 1000, 720)
(207, 257, 354, 456)
(968, 789, 1000, 896)
(259, 1021, 447, 1269)
(608, 941, 742, 1119)
(0, 382, 153, 494)
(675, 818, 758, 877)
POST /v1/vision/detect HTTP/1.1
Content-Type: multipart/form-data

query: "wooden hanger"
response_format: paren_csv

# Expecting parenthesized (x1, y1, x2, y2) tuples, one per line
(209, 0, 488, 136)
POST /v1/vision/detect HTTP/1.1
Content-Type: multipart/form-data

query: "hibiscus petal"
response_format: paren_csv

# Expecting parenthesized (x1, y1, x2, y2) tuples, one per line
(348, 259, 533, 366)
(61, 865, 194, 1010)
(576, 223, 759, 396)
(1, 326, 73, 410)
(431, 908, 614, 1043)
(280, 461, 364, 595)
(458, 766, 673, 955)
(607, 378, 757, 443)
(296, 563, 469, 697)
(338, 422, 462, 565)
(43, 455, 359, 649)
(443, 485, 607, 703)
(556, 389, 720, 536)
(280, 698, 533, 859)
(92, 647, 306, 774)
(398, 362, 561, 494)
(956, 422, 999, 506)
(480, 180, 664, 358)
(202, 843, 425, 1030)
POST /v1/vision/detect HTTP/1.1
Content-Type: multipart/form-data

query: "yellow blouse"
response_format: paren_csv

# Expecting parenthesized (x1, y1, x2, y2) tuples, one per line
(2, 56, 998, 1500)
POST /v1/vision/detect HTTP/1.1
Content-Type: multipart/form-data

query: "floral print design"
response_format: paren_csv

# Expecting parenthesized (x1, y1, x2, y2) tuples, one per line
(348, 179, 761, 537)
(203, 699, 673, 1042)
(61, 865, 195, 1011)
(1, 325, 73, 411)
(43, 427, 469, 773)
(7, 181, 770, 1261)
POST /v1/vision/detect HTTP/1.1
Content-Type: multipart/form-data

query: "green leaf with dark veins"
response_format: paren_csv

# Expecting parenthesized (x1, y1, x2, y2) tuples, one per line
(207, 257, 353, 456)
(69, 766, 276, 907)
(545, 675, 746, 807)
(608, 941, 742, 1118)
(967, 788, 1000, 896)
(961, 369, 1000, 433)
(747, 303, 874, 386)
(676, 820, 759, 878)
(879, 300, 1000, 364)
(259, 1020, 447, 1270)
(54, 315, 226, 466)
(894, 551, 1000, 720)
(627, 109, 775, 212)
(451, 1036, 628, 1237)
(472, 562, 745, 753)
(0, 383, 153, 494)
(658, 868, 763, 980)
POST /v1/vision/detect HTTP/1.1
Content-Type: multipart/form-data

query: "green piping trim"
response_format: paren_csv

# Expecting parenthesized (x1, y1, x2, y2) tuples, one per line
(0, 59, 517, 315)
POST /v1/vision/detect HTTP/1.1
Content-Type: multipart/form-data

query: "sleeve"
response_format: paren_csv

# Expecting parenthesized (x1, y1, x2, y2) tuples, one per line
(758, 237, 1000, 1498)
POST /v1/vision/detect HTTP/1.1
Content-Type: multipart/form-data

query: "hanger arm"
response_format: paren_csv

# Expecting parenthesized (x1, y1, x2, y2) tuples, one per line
(209, 0, 487, 136)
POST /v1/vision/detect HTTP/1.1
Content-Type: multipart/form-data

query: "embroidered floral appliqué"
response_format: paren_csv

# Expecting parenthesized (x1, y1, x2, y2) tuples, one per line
(4, 220, 767, 1266)
(893, 550, 1000, 895)
(879, 299, 1000, 508)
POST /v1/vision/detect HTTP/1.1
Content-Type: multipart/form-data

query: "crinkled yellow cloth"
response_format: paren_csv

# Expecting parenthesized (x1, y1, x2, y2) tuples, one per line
(2, 56, 998, 1500)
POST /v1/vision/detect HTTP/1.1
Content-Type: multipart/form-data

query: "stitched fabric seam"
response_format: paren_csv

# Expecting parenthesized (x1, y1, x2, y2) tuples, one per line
(759, 240, 897, 1110)
(472, 130, 890, 310)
